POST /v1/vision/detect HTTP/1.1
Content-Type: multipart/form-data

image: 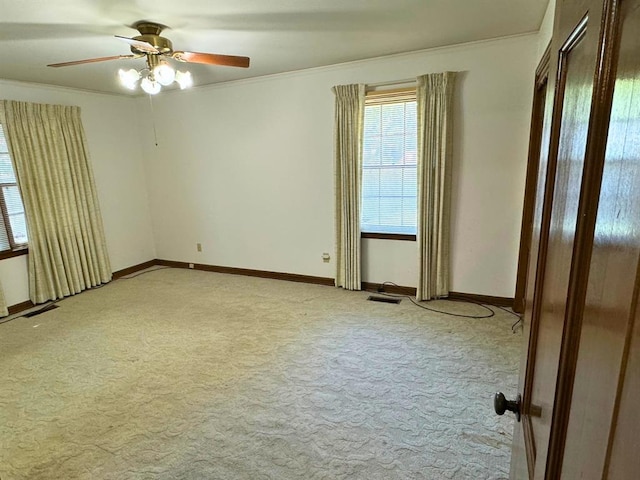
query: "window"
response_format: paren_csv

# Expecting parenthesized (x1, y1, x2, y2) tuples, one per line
(0, 124, 28, 253)
(361, 88, 417, 237)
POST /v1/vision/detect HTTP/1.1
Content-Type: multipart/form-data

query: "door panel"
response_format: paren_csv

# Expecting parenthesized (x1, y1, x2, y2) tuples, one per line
(529, 19, 596, 478)
(562, 1, 640, 476)
(510, 0, 612, 477)
(607, 270, 640, 478)
(605, 9, 640, 476)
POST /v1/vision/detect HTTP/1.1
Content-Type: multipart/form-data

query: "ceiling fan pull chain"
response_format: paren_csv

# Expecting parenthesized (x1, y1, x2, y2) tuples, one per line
(148, 95, 159, 147)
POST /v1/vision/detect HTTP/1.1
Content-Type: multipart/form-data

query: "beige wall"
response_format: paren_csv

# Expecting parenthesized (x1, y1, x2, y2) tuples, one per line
(0, 80, 156, 306)
(139, 33, 538, 297)
(0, 29, 547, 307)
(538, 0, 556, 59)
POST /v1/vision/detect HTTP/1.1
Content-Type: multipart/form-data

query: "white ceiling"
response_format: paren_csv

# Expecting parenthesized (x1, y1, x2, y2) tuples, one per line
(0, 0, 549, 96)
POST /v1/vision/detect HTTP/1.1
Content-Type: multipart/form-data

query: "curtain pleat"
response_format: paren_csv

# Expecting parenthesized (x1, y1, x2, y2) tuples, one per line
(333, 84, 364, 290)
(1, 100, 112, 304)
(416, 72, 456, 301)
(0, 279, 7, 317)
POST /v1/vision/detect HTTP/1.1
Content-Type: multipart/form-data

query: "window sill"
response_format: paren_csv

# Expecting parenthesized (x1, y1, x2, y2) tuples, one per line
(0, 247, 29, 260)
(361, 232, 416, 241)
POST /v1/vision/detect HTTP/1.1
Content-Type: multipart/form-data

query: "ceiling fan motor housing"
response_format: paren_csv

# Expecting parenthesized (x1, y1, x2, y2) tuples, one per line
(130, 21, 173, 55)
(130, 35, 173, 54)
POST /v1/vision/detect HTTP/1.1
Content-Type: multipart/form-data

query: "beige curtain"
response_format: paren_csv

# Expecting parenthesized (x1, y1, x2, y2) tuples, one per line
(333, 84, 364, 290)
(0, 100, 112, 304)
(0, 280, 7, 317)
(416, 72, 456, 301)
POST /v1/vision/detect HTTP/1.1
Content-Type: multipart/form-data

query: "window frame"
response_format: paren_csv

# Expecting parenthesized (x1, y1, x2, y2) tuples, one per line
(0, 182, 28, 257)
(0, 125, 29, 258)
(360, 86, 418, 242)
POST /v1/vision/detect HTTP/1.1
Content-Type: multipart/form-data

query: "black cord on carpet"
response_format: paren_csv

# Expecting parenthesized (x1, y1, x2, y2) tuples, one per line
(378, 281, 524, 329)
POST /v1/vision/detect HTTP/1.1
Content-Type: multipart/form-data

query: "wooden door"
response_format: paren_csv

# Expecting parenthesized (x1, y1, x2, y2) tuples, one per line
(507, 0, 640, 478)
(559, 0, 640, 476)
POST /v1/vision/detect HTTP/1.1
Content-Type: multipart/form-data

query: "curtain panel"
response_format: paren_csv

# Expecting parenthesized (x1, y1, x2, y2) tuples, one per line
(0, 100, 112, 304)
(0, 279, 7, 317)
(333, 84, 364, 290)
(416, 72, 456, 301)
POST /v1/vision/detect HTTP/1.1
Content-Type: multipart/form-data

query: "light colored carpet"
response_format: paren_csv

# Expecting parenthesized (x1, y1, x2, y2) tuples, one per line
(0, 268, 520, 479)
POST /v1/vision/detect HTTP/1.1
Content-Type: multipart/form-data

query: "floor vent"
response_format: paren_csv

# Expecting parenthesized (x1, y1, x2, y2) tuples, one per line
(367, 295, 401, 304)
(23, 304, 58, 318)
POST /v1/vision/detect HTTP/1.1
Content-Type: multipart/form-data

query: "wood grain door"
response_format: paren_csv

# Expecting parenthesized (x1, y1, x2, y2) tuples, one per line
(508, 0, 640, 478)
(559, 0, 640, 476)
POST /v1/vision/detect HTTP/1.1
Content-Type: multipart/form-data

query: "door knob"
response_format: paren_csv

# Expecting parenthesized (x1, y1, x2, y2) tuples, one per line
(494, 392, 521, 422)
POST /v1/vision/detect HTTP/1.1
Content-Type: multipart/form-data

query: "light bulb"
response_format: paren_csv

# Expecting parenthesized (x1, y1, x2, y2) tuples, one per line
(154, 63, 176, 86)
(118, 68, 140, 90)
(175, 70, 193, 90)
(140, 76, 161, 95)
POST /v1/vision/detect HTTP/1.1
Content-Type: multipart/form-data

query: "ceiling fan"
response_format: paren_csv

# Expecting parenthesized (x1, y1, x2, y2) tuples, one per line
(47, 20, 250, 93)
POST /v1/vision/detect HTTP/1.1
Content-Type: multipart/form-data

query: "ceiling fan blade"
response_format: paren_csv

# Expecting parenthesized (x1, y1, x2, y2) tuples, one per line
(172, 51, 250, 68)
(47, 55, 139, 68)
(115, 35, 159, 54)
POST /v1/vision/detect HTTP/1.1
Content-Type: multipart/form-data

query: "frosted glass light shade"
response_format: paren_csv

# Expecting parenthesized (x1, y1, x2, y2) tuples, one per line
(117, 65, 192, 93)
(140, 77, 161, 95)
(154, 63, 176, 86)
(118, 68, 140, 90)
(175, 70, 193, 89)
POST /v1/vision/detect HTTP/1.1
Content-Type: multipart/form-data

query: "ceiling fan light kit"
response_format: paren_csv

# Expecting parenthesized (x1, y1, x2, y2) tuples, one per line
(140, 75, 162, 95)
(118, 56, 191, 95)
(154, 63, 176, 86)
(174, 70, 193, 90)
(118, 68, 141, 90)
(48, 20, 250, 95)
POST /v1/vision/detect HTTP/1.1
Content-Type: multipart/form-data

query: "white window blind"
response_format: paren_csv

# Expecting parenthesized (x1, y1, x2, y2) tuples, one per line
(0, 124, 28, 251)
(361, 91, 417, 235)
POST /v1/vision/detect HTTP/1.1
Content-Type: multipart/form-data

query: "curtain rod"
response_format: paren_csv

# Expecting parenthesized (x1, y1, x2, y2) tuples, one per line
(366, 78, 417, 88)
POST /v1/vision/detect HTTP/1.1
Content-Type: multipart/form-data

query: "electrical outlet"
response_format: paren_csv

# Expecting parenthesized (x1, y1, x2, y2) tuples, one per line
(196, 243, 202, 252)
(188, 263, 194, 269)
